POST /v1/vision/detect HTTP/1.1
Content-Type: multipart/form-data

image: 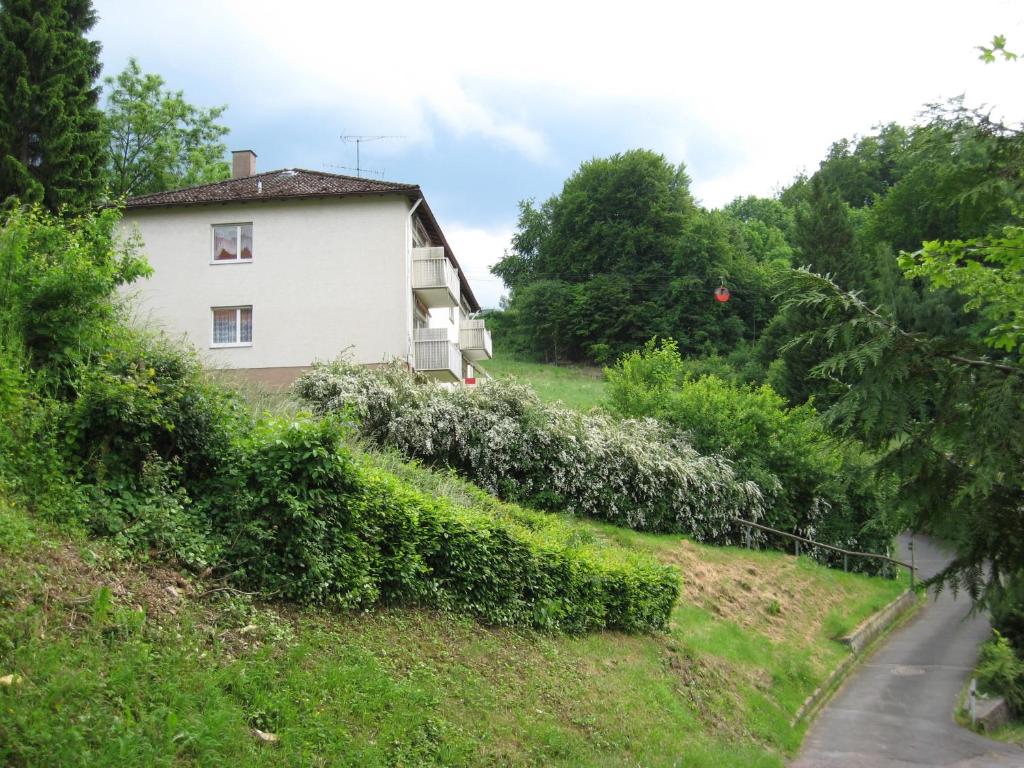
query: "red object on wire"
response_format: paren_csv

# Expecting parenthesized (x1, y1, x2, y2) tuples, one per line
(714, 285, 731, 302)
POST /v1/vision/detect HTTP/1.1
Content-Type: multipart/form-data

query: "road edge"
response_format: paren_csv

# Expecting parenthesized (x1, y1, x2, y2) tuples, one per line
(790, 589, 923, 727)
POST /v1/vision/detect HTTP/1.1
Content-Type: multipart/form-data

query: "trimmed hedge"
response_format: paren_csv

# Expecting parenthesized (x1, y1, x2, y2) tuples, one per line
(212, 416, 679, 633)
(295, 361, 763, 542)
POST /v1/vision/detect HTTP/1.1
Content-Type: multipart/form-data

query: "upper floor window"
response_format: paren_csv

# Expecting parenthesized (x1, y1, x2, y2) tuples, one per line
(212, 223, 253, 262)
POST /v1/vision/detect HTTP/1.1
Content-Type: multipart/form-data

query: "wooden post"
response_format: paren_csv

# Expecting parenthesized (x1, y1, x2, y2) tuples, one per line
(909, 539, 916, 589)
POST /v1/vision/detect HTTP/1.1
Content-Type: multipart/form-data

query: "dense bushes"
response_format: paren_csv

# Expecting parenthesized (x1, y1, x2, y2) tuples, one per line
(295, 361, 763, 541)
(194, 415, 680, 631)
(606, 339, 897, 562)
(976, 631, 1024, 713)
(0, 205, 679, 634)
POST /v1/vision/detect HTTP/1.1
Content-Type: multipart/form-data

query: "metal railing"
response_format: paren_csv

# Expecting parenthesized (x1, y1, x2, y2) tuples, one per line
(412, 247, 460, 306)
(734, 518, 916, 587)
(459, 318, 492, 359)
(413, 328, 461, 380)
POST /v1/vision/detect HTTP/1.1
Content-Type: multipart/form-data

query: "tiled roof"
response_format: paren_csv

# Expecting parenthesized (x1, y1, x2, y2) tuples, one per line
(124, 168, 420, 209)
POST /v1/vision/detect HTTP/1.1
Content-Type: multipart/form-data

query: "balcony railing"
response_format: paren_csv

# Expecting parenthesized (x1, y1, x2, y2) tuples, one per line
(459, 318, 493, 361)
(412, 246, 460, 308)
(413, 328, 461, 381)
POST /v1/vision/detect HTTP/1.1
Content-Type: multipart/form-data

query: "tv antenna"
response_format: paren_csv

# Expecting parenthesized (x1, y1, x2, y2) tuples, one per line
(340, 134, 404, 178)
(322, 162, 385, 180)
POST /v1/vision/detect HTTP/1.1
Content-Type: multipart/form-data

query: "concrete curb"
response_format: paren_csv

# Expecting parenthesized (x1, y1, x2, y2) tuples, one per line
(791, 590, 920, 726)
(840, 590, 919, 654)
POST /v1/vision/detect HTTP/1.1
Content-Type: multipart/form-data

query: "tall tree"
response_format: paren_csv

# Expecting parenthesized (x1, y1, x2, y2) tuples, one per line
(793, 175, 860, 288)
(493, 150, 760, 362)
(0, 0, 105, 210)
(776, 258, 1023, 601)
(103, 58, 230, 199)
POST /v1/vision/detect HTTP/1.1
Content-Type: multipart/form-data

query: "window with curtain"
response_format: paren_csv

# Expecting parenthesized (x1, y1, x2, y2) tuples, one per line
(211, 306, 253, 346)
(212, 223, 253, 261)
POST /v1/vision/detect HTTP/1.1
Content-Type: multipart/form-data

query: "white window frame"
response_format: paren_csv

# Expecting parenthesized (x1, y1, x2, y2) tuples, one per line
(210, 305, 253, 348)
(210, 223, 254, 264)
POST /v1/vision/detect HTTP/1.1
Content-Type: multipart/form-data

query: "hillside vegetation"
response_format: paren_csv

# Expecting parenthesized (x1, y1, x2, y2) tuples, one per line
(299, 359, 898, 561)
(0, 487, 904, 767)
(0, 203, 912, 765)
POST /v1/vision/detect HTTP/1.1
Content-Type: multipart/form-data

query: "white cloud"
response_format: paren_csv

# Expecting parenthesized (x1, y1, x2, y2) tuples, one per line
(443, 223, 516, 309)
(94, 0, 1024, 205)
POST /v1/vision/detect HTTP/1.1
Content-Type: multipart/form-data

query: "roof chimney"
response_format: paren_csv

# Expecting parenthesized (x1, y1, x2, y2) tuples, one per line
(231, 150, 257, 179)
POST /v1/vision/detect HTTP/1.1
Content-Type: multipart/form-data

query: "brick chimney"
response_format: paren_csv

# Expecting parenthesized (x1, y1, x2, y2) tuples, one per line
(231, 150, 257, 179)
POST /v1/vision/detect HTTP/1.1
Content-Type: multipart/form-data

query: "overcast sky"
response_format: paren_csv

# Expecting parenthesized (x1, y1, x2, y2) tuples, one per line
(93, 0, 1024, 307)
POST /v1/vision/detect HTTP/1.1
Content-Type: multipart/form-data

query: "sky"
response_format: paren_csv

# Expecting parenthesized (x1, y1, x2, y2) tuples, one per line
(92, 0, 1024, 307)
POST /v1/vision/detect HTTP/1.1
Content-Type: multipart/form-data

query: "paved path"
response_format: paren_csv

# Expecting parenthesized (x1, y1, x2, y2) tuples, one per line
(792, 535, 1024, 768)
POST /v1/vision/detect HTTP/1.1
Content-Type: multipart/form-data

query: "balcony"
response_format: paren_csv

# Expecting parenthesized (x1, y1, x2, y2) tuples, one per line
(412, 246, 460, 308)
(413, 328, 461, 382)
(459, 318, 493, 361)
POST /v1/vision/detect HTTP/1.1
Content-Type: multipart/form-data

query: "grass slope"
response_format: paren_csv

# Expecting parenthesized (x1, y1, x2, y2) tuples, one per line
(0, 477, 904, 767)
(481, 352, 607, 411)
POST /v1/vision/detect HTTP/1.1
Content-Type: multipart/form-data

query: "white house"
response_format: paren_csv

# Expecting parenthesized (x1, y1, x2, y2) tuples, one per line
(120, 150, 492, 388)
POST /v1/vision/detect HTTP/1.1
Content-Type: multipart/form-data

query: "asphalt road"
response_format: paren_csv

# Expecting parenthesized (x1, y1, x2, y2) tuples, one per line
(792, 535, 1024, 768)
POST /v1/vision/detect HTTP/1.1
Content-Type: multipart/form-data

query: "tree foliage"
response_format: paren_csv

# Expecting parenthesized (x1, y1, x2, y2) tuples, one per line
(493, 150, 771, 362)
(605, 338, 898, 563)
(0, 0, 105, 210)
(103, 58, 230, 199)
(775, 266, 1023, 599)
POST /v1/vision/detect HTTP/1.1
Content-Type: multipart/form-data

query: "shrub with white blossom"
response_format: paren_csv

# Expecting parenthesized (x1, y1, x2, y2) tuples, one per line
(295, 362, 763, 542)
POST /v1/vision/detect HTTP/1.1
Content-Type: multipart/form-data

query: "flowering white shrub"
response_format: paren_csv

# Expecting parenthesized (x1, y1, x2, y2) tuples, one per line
(295, 362, 763, 542)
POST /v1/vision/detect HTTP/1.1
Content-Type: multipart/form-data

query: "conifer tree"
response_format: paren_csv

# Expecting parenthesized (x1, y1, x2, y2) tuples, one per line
(0, 0, 105, 210)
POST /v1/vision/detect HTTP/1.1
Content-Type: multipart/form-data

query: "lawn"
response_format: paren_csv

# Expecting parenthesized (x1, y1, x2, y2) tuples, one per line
(480, 352, 608, 411)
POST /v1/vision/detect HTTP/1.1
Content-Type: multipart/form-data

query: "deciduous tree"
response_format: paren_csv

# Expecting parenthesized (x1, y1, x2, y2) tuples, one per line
(103, 58, 230, 199)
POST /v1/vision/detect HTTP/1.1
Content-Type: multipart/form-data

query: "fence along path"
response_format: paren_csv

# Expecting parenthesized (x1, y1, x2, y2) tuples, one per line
(734, 518, 916, 585)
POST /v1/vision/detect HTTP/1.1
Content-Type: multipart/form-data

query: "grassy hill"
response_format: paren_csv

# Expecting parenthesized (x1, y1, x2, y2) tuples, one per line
(1, 464, 905, 767)
(481, 352, 608, 411)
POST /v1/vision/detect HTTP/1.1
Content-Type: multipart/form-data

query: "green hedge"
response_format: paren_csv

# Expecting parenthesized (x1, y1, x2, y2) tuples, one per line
(212, 417, 680, 633)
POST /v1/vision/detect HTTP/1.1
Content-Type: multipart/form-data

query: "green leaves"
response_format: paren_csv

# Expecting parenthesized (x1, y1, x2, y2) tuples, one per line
(774, 266, 1024, 600)
(978, 34, 1019, 63)
(102, 58, 230, 199)
(605, 337, 898, 564)
(211, 415, 678, 633)
(0, 0, 106, 211)
(902, 227, 1024, 355)
(296, 361, 763, 543)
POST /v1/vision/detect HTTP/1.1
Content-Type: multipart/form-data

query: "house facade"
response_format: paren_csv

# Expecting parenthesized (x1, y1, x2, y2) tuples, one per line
(120, 150, 492, 387)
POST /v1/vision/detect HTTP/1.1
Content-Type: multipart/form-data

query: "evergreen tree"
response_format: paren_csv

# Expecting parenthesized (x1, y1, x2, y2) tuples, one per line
(793, 175, 859, 288)
(0, 0, 105, 210)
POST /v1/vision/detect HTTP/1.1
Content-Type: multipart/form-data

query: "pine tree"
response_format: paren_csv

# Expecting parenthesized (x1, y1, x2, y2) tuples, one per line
(0, 0, 105, 211)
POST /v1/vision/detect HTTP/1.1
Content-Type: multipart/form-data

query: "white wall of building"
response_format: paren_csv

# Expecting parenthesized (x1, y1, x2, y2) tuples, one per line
(120, 196, 411, 371)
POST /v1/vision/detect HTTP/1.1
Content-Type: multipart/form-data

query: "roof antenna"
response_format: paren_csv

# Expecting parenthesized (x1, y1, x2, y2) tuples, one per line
(339, 133, 405, 178)
(322, 162, 385, 180)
